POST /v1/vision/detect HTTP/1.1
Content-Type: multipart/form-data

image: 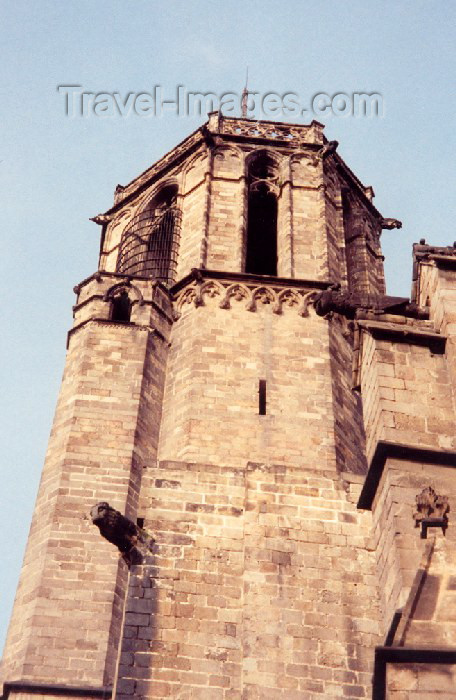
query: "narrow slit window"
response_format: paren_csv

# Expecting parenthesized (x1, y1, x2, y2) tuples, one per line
(259, 379, 267, 415)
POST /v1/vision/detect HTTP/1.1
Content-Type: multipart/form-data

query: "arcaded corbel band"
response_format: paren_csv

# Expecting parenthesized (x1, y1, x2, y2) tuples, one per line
(90, 502, 154, 566)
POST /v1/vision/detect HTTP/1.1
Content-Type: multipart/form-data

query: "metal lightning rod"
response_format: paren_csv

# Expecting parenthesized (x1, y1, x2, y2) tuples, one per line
(241, 67, 249, 118)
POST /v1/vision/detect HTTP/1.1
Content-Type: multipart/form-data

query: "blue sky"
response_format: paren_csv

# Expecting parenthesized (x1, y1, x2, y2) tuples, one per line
(1, 0, 455, 654)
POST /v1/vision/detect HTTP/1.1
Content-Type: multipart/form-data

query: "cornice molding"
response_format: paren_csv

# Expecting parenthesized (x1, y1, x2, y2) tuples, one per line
(373, 646, 456, 700)
(171, 268, 331, 294)
(171, 269, 332, 320)
(358, 318, 445, 351)
(357, 441, 456, 510)
(66, 318, 165, 349)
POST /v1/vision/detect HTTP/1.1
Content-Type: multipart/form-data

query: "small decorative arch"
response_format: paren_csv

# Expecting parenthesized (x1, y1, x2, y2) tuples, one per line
(273, 288, 302, 314)
(246, 286, 276, 312)
(104, 280, 144, 305)
(181, 152, 208, 193)
(244, 149, 281, 189)
(104, 281, 144, 324)
(219, 283, 250, 309)
(290, 152, 319, 186)
(212, 145, 243, 178)
(173, 286, 199, 320)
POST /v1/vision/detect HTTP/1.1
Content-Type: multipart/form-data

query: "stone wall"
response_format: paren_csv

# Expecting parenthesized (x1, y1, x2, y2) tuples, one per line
(355, 246, 456, 698)
(98, 118, 383, 289)
(158, 283, 335, 470)
(387, 663, 456, 698)
(1, 277, 172, 690)
(4, 115, 427, 700)
(358, 321, 454, 464)
(118, 460, 379, 700)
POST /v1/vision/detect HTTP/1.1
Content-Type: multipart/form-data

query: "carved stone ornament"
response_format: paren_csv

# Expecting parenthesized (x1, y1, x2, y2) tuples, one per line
(173, 279, 317, 320)
(90, 502, 154, 565)
(413, 486, 450, 539)
(90, 213, 113, 225)
(381, 217, 402, 230)
(314, 286, 359, 318)
(313, 284, 421, 319)
(318, 140, 339, 161)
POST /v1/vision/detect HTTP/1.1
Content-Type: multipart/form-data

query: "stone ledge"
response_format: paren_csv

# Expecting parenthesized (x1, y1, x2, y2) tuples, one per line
(373, 646, 456, 700)
(358, 319, 446, 352)
(1, 681, 112, 699)
(66, 318, 164, 349)
(170, 267, 332, 295)
(357, 441, 456, 510)
(429, 254, 456, 269)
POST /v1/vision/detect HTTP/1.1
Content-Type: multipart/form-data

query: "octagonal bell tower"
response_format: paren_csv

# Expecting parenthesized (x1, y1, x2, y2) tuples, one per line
(2, 113, 395, 700)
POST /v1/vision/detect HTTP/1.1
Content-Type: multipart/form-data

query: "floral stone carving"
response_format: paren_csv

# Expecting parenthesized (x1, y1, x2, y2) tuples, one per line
(413, 487, 450, 539)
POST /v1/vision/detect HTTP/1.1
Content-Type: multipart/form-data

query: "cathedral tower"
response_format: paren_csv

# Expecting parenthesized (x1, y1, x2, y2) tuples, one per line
(3, 113, 456, 700)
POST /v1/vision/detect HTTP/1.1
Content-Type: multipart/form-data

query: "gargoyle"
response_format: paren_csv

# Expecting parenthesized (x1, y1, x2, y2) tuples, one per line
(313, 285, 359, 318)
(313, 284, 419, 319)
(90, 214, 112, 225)
(381, 218, 402, 230)
(318, 140, 339, 161)
(90, 502, 154, 565)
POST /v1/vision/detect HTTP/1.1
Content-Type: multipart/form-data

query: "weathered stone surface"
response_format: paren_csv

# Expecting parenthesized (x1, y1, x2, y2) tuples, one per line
(3, 116, 456, 700)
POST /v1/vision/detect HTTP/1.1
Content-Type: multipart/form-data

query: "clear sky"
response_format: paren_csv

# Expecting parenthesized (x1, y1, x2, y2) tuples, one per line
(1, 0, 455, 654)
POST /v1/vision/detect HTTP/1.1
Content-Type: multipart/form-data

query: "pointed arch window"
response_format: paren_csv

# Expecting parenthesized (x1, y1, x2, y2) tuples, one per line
(116, 185, 181, 285)
(245, 152, 278, 276)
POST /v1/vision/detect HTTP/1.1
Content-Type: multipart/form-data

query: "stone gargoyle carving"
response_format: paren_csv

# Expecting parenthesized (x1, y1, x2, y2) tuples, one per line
(313, 285, 359, 318)
(90, 213, 112, 225)
(90, 502, 154, 565)
(318, 140, 339, 160)
(413, 486, 450, 538)
(381, 218, 402, 230)
(313, 284, 422, 319)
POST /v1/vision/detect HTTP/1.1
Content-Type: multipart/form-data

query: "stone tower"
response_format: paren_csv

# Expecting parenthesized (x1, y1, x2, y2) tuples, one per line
(3, 113, 456, 700)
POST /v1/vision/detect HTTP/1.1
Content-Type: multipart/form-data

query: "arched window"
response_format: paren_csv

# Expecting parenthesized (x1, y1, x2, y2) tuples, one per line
(111, 291, 132, 323)
(116, 184, 181, 285)
(146, 187, 178, 283)
(245, 153, 278, 276)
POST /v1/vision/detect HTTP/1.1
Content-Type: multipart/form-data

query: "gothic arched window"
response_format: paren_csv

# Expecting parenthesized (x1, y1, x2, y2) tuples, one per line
(116, 184, 181, 285)
(146, 187, 178, 283)
(245, 153, 278, 276)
